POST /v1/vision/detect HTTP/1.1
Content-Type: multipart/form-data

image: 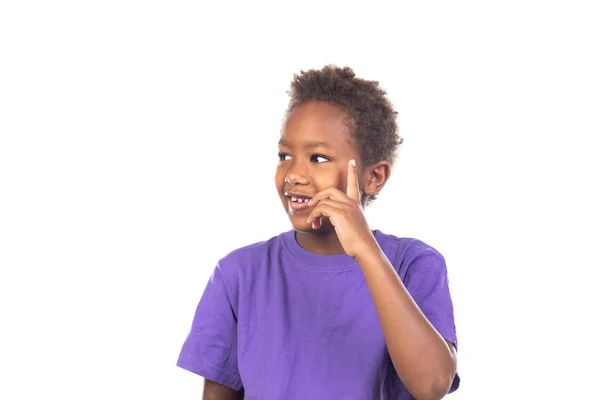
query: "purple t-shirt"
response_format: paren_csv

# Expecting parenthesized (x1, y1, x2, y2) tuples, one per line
(177, 229, 460, 399)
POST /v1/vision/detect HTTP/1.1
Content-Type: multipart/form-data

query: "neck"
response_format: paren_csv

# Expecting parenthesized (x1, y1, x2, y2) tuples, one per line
(294, 229, 376, 256)
(295, 230, 346, 255)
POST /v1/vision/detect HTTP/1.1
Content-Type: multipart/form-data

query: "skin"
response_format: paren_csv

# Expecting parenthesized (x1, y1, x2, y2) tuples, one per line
(202, 380, 242, 400)
(275, 101, 386, 254)
(203, 100, 458, 400)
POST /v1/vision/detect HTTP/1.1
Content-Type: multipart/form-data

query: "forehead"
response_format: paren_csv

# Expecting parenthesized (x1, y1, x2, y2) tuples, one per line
(280, 101, 355, 150)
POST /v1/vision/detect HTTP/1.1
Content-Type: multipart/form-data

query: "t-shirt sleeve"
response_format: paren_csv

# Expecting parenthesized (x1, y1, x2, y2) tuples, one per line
(404, 252, 460, 392)
(176, 264, 242, 391)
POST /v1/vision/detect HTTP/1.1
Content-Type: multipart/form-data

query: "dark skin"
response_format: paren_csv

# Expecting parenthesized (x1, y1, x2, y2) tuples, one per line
(203, 100, 457, 400)
(202, 380, 242, 399)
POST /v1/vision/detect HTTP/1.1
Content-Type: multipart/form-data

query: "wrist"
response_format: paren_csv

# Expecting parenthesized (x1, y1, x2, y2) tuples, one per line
(353, 236, 381, 264)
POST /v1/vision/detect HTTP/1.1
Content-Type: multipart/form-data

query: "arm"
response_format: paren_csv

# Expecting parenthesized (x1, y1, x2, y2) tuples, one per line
(356, 245, 457, 400)
(177, 266, 244, 398)
(203, 380, 243, 400)
(306, 160, 458, 399)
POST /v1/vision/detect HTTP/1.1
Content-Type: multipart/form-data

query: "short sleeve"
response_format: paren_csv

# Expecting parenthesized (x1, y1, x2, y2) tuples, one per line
(404, 253, 460, 392)
(176, 264, 242, 391)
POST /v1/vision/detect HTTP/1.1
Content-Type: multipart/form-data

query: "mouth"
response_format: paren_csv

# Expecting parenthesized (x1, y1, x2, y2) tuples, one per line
(284, 192, 312, 211)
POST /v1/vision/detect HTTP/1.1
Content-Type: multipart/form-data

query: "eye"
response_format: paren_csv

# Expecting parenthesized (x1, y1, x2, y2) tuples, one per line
(278, 152, 291, 161)
(311, 154, 330, 163)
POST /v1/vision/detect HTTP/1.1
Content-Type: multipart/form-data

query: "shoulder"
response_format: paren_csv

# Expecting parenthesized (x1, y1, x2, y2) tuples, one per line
(376, 230, 447, 277)
(215, 231, 287, 275)
(380, 232, 442, 257)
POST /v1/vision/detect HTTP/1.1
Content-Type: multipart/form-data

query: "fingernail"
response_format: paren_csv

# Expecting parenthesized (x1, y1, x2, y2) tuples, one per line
(350, 159, 356, 167)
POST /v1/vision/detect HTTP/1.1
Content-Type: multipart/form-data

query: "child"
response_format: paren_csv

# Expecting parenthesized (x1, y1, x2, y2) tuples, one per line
(177, 65, 460, 399)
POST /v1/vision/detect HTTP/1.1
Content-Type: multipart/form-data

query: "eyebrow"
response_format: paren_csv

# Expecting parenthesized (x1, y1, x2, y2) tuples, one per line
(278, 139, 333, 149)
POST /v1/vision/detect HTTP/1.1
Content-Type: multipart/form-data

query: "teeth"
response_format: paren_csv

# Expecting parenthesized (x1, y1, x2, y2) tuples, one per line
(290, 196, 311, 203)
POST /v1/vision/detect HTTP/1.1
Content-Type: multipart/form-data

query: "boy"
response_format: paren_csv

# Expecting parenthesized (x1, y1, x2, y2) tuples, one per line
(177, 65, 459, 399)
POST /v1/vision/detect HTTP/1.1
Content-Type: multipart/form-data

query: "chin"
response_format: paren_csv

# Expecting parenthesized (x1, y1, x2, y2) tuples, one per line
(289, 218, 331, 235)
(293, 226, 316, 234)
(286, 215, 313, 233)
(289, 219, 313, 233)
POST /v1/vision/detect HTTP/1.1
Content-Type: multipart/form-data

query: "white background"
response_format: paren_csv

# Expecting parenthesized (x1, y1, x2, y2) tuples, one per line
(1, 1, 599, 399)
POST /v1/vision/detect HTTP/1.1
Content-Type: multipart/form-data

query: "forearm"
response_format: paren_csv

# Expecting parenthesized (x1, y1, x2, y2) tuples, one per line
(356, 242, 457, 400)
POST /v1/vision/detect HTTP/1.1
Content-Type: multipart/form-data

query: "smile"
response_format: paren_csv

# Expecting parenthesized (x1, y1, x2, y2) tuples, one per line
(285, 193, 312, 211)
(290, 196, 310, 203)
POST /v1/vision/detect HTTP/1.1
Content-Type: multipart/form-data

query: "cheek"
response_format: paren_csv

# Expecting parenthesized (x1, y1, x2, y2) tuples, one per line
(313, 169, 343, 191)
(274, 167, 285, 187)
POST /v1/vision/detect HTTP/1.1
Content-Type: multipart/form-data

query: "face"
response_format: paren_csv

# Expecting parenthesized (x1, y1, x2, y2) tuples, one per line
(275, 101, 363, 234)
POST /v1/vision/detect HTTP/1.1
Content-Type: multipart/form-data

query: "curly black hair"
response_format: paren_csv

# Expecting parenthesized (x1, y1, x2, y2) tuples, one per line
(285, 65, 403, 168)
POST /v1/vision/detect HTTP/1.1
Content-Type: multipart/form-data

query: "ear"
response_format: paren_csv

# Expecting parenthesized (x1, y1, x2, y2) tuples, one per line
(362, 160, 392, 198)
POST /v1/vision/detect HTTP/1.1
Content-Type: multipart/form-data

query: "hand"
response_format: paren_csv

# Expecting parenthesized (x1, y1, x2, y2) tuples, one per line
(306, 159, 378, 259)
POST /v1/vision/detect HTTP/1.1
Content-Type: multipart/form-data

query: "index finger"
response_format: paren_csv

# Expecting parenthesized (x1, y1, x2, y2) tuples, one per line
(346, 159, 360, 203)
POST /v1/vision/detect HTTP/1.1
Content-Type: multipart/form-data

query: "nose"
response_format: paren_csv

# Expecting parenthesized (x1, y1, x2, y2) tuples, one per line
(284, 161, 309, 185)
